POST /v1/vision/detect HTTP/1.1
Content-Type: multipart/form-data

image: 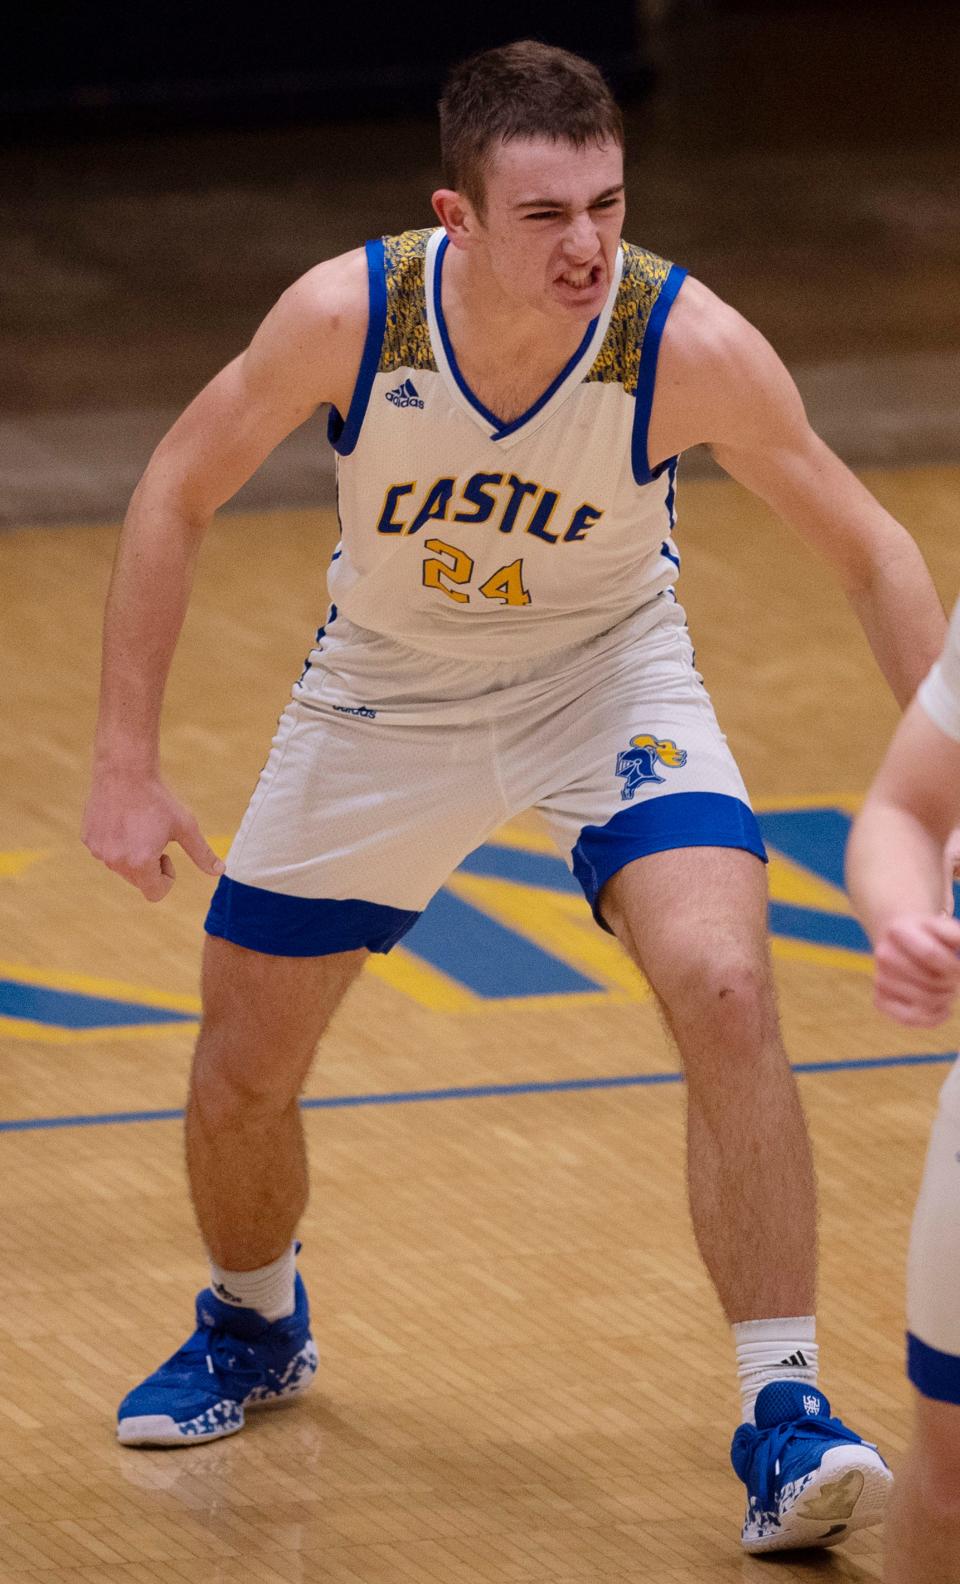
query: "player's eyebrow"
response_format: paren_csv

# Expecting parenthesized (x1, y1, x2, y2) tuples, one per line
(513, 184, 625, 211)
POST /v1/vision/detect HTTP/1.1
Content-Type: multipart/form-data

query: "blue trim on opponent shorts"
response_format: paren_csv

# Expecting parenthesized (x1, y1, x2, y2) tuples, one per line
(572, 791, 767, 928)
(205, 875, 419, 957)
(631, 262, 687, 485)
(327, 238, 387, 456)
(908, 1332, 960, 1404)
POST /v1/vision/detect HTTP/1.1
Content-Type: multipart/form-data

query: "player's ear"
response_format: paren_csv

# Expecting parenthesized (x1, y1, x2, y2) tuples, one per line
(432, 188, 479, 250)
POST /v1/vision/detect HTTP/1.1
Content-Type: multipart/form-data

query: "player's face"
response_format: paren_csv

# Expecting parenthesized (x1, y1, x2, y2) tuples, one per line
(475, 136, 625, 320)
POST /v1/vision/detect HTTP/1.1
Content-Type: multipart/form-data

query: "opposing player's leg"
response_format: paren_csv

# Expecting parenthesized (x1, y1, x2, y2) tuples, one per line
(600, 847, 892, 1552)
(118, 938, 365, 1447)
(885, 1398, 960, 1583)
(885, 1059, 960, 1581)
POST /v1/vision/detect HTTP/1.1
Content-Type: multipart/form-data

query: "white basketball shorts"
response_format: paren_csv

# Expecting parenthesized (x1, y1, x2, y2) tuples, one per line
(906, 1057, 960, 1403)
(205, 600, 766, 956)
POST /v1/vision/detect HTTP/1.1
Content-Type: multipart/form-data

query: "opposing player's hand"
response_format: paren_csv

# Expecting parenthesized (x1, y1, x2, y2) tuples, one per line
(873, 912, 960, 1026)
(81, 773, 224, 902)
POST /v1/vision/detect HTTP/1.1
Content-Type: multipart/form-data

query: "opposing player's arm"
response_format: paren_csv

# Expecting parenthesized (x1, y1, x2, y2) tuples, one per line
(84, 249, 369, 899)
(650, 277, 946, 707)
(846, 698, 960, 1024)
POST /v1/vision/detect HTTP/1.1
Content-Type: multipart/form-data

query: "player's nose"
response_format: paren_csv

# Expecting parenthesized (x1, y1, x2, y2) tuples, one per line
(563, 212, 600, 263)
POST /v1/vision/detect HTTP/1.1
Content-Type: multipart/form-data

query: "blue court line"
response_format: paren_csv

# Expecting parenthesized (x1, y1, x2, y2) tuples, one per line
(0, 1050, 953, 1134)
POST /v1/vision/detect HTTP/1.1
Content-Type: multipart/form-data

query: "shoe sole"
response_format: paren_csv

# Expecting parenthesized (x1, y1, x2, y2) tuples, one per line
(742, 1445, 893, 1554)
(117, 1342, 319, 1448)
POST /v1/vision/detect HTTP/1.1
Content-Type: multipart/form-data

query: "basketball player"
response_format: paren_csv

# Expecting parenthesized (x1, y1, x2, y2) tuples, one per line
(83, 38, 942, 1554)
(846, 599, 960, 1583)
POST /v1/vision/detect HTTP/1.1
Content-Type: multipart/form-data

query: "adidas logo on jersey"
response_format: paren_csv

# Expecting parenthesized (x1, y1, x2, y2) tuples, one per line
(386, 377, 424, 409)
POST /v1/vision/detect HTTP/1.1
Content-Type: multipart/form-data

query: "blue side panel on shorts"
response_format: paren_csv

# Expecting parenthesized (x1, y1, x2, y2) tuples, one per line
(631, 262, 687, 486)
(572, 791, 768, 923)
(907, 1331, 960, 1404)
(205, 875, 419, 957)
(327, 237, 388, 457)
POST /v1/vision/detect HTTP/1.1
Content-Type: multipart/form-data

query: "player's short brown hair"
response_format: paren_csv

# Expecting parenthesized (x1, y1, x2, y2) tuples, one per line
(439, 40, 624, 216)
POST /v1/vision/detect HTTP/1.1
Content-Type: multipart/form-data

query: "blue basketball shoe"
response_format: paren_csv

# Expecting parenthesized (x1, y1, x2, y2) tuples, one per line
(117, 1272, 318, 1446)
(731, 1382, 892, 1553)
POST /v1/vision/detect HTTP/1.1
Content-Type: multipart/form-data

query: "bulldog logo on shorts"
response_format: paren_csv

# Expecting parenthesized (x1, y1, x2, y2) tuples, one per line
(615, 734, 688, 800)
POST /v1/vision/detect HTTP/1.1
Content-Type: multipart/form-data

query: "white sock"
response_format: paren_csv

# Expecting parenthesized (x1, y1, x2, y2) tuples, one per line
(733, 1316, 818, 1423)
(209, 1242, 297, 1321)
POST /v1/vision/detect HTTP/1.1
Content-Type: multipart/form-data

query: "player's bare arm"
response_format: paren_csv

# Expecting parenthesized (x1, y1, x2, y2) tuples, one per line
(83, 248, 370, 900)
(846, 699, 960, 1025)
(649, 276, 947, 706)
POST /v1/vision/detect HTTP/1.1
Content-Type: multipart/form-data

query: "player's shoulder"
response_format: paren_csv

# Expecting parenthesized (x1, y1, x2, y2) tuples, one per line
(660, 274, 765, 372)
(275, 245, 371, 340)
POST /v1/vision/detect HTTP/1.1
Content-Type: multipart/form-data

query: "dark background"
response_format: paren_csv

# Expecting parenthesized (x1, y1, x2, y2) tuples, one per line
(3, 0, 959, 524)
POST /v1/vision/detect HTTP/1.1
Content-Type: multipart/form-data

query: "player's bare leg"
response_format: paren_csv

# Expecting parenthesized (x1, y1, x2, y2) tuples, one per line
(601, 846, 814, 1322)
(884, 1396, 960, 1582)
(117, 935, 365, 1446)
(602, 845, 890, 1550)
(186, 934, 366, 1270)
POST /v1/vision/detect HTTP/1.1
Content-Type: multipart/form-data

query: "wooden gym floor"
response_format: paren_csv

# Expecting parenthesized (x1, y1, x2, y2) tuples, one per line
(5, 466, 960, 1582)
(5, 6, 960, 1576)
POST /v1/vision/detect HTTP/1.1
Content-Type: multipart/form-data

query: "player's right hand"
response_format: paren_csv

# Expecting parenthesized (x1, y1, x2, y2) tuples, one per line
(81, 773, 224, 903)
(873, 913, 960, 1027)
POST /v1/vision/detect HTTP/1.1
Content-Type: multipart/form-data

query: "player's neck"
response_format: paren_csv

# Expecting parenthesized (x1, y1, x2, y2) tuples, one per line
(440, 244, 588, 377)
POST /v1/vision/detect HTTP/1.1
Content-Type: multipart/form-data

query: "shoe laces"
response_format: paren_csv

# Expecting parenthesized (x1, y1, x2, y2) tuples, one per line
(732, 1412, 865, 1512)
(172, 1322, 265, 1393)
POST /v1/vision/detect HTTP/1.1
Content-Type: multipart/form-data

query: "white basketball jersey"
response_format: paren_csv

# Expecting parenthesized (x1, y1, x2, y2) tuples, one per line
(919, 593, 960, 742)
(326, 228, 687, 659)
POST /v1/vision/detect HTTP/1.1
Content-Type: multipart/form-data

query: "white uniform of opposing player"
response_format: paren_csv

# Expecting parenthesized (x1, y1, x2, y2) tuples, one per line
(903, 597, 960, 1403)
(207, 229, 766, 958)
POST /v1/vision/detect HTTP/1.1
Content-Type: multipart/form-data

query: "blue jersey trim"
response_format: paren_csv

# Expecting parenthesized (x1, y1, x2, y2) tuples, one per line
(205, 875, 419, 957)
(907, 1332, 960, 1404)
(433, 234, 598, 440)
(631, 263, 687, 485)
(571, 791, 767, 928)
(327, 238, 387, 457)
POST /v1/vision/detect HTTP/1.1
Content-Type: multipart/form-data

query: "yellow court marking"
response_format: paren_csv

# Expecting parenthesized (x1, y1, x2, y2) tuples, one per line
(364, 947, 479, 1012)
(754, 791, 864, 814)
(445, 872, 652, 1002)
(766, 850, 852, 912)
(0, 960, 202, 1013)
(770, 937, 873, 975)
(0, 848, 50, 878)
(0, 1015, 197, 1045)
(482, 820, 559, 855)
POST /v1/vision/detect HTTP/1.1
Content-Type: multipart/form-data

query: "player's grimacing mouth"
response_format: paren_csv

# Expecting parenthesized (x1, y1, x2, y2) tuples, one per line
(555, 261, 605, 296)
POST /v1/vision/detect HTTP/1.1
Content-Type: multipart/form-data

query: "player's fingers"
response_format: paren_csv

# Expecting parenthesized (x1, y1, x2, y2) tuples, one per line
(130, 853, 176, 903)
(875, 990, 951, 1027)
(880, 930, 960, 984)
(175, 818, 225, 877)
(875, 975, 955, 1026)
(875, 945, 952, 994)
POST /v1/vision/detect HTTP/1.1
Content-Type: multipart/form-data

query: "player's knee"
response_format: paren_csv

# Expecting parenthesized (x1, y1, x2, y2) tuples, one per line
(190, 1017, 312, 1122)
(658, 953, 773, 1047)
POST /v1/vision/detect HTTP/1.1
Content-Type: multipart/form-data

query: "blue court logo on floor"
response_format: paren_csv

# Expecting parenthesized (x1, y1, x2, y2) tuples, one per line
(0, 797, 910, 1032)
